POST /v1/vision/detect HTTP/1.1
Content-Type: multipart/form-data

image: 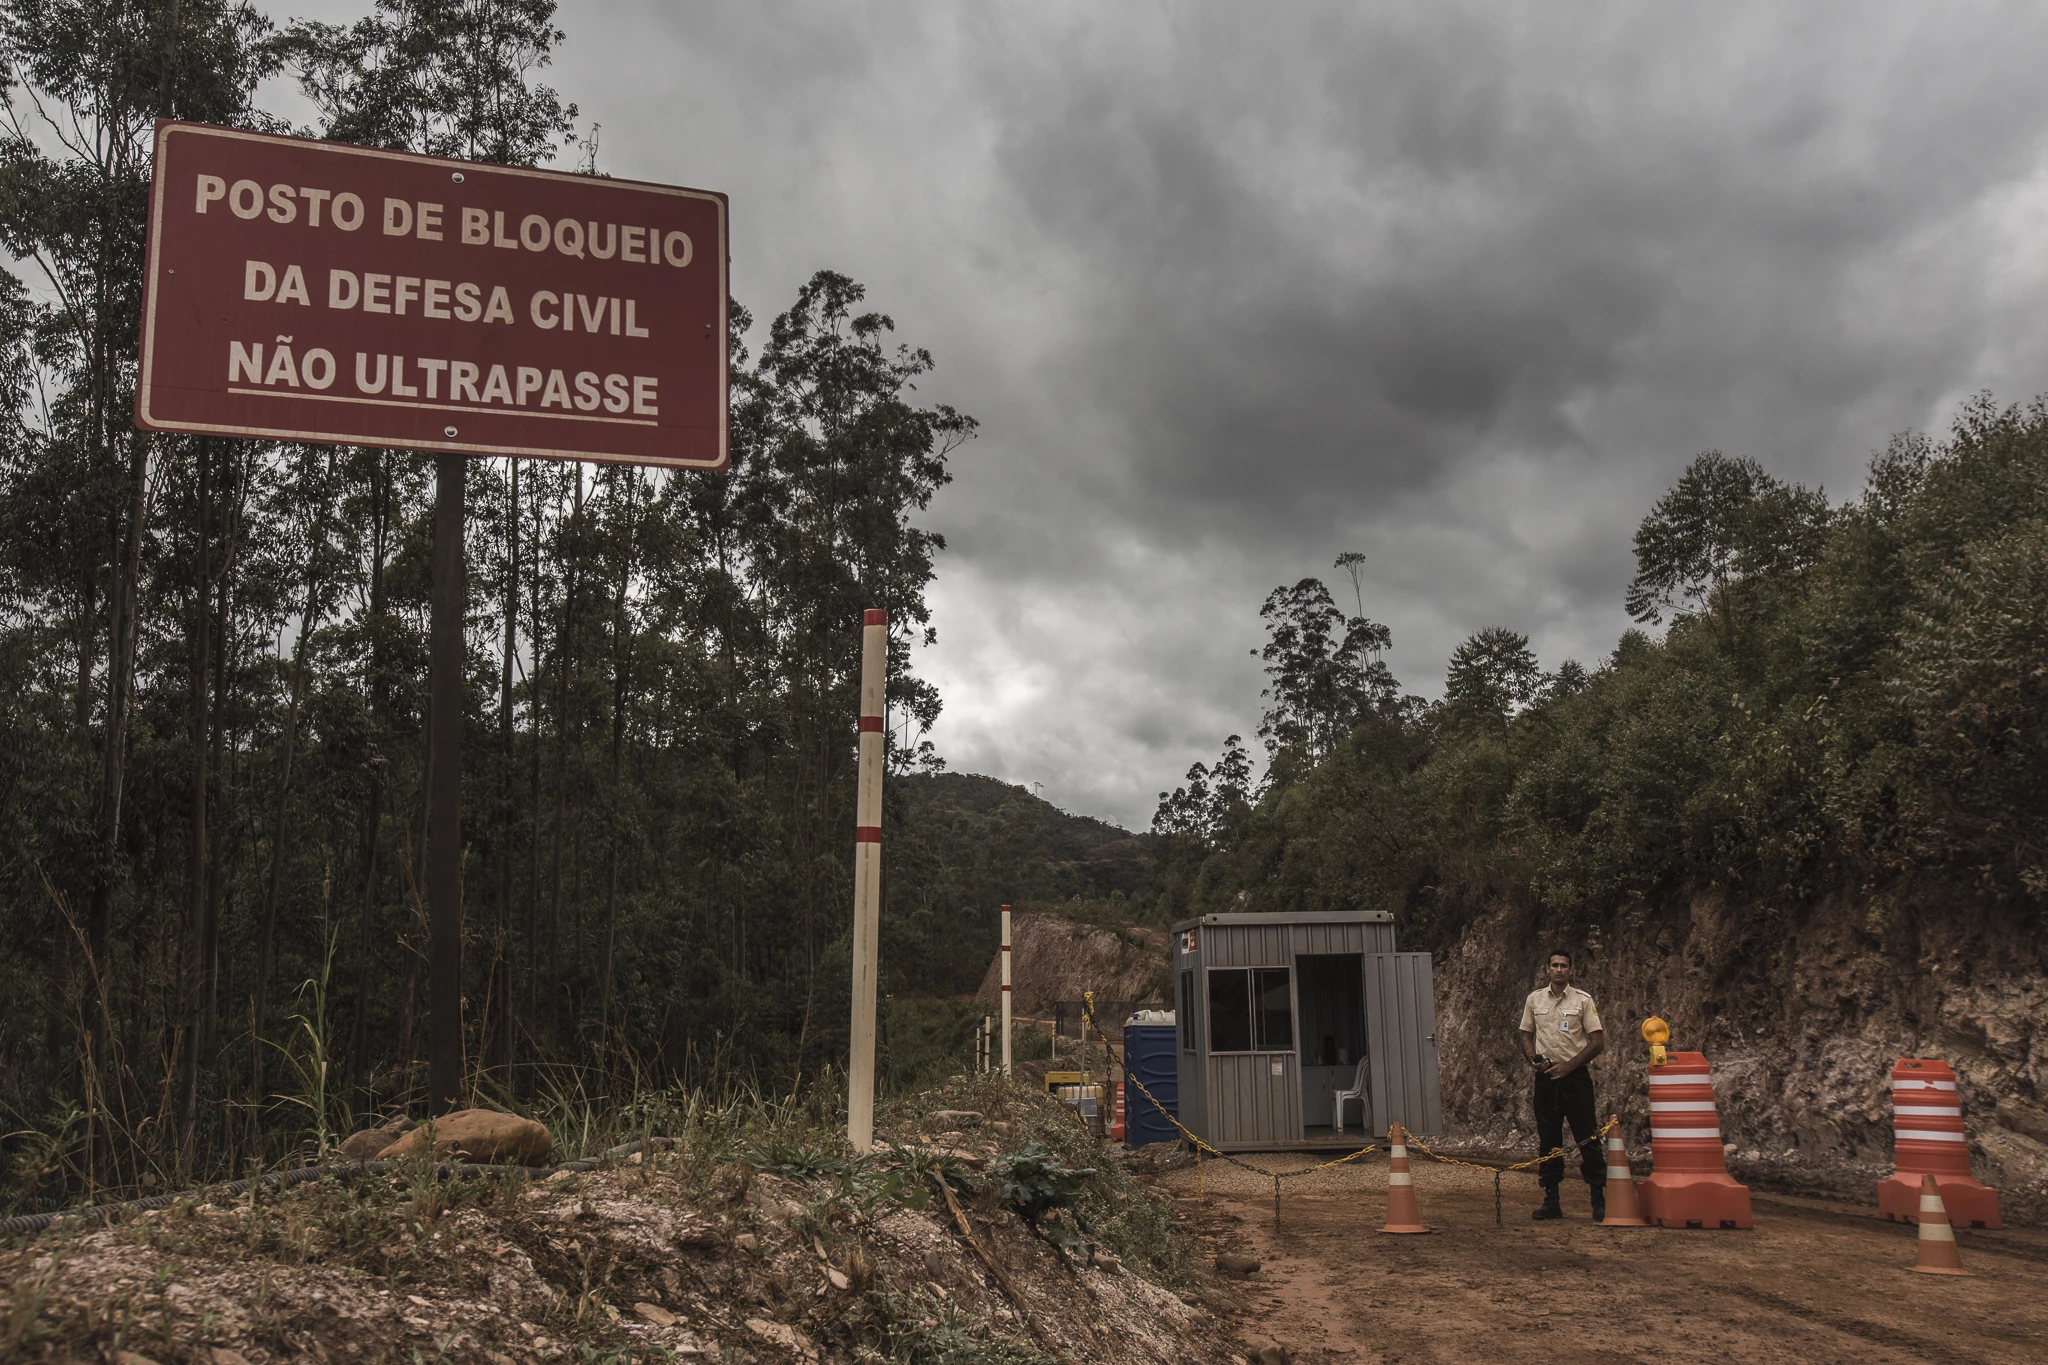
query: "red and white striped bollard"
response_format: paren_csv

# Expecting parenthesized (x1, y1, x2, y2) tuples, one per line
(846, 608, 886, 1153)
(1000, 904, 1013, 1075)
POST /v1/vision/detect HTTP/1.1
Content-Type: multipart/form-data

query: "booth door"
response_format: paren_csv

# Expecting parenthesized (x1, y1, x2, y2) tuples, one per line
(1204, 965, 1302, 1147)
(1296, 953, 1366, 1128)
(1364, 952, 1444, 1137)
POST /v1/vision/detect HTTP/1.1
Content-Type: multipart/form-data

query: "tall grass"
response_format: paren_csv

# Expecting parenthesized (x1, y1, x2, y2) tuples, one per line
(263, 927, 346, 1165)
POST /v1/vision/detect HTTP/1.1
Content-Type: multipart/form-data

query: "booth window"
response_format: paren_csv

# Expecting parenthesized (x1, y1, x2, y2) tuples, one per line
(1179, 970, 1195, 1051)
(1207, 967, 1293, 1053)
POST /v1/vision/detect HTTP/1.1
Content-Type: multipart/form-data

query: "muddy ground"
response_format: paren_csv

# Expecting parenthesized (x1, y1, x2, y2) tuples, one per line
(1164, 1153, 2048, 1365)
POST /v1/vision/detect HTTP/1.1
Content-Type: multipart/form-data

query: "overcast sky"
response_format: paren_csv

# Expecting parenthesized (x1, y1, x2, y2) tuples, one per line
(278, 3, 2048, 828)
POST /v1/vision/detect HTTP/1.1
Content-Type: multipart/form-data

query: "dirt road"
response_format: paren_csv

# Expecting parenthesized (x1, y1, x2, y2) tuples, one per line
(1159, 1153, 2048, 1364)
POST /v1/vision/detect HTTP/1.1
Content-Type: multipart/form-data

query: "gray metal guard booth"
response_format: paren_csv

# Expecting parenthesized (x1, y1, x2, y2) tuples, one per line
(1171, 911, 1443, 1151)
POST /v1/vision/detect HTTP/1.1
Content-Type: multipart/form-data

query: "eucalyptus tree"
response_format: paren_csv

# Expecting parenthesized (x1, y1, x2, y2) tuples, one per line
(1441, 626, 1542, 729)
(0, 0, 276, 1176)
(274, 0, 575, 164)
(730, 270, 972, 991)
(1624, 450, 1832, 652)
(272, 0, 577, 1105)
(1253, 575, 1397, 765)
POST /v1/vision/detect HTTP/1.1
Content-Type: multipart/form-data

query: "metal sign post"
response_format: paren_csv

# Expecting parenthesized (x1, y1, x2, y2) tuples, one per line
(847, 609, 887, 1152)
(426, 453, 466, 1109)
(137, 121, 729, 1113)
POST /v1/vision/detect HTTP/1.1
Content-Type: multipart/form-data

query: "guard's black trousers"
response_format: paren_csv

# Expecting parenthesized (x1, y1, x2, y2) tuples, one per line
(1534, 1067, 1604, 1192)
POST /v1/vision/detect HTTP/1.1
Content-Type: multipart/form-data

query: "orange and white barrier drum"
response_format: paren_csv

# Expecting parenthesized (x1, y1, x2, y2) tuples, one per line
(1877, 1058, 2000, 1229)
(1638, 1051, 1752, 1229)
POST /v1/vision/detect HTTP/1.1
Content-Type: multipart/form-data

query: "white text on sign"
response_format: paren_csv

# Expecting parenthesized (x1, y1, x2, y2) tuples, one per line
(227, 341, 659, 419)
(195, 176, 694, 267)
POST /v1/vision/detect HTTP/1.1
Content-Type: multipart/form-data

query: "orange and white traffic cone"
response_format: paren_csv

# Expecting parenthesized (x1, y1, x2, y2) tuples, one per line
(1599, 1117, 1650, 1227)
(1377, 1122, 1430, 1234)
(1912, 1173, 1971, 1276)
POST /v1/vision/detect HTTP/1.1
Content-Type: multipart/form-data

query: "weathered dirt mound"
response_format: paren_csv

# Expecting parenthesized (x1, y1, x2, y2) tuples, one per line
(1432, 883, 2048, 1224)
(0, 1080, 1219, 1364)
(973, 911, 1171, 1017)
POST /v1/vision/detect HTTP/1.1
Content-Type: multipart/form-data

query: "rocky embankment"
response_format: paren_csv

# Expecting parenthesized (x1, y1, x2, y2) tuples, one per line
(1432, 884, 2048, 1223)
(973, 911, 1172, 1019)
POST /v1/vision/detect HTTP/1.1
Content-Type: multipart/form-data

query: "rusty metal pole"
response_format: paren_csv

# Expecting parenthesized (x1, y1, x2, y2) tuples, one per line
(846, 609, 886, 1153)
(427, 452, 467, 1113)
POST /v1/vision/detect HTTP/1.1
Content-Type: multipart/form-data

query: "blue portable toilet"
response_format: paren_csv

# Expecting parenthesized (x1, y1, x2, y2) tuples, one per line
(1123, 1012, 1180, 1148)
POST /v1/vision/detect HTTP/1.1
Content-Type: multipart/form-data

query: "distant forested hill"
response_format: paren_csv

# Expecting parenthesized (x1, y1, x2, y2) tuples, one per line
(782, 772, 1155, 1092)
(878, 773, 1156, 997)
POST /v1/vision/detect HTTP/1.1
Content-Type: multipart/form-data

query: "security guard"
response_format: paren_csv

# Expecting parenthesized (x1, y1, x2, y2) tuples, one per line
(1517, 949, 1606, 1221)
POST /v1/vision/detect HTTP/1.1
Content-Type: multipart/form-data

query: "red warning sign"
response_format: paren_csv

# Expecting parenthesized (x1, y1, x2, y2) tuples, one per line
(137, 120, 729, 470)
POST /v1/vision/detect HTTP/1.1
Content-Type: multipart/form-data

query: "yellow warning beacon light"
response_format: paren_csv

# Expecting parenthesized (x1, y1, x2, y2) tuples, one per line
(1642, 1016, 1670, 1068)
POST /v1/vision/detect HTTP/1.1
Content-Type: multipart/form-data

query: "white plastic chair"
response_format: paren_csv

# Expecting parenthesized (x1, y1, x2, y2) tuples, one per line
(1332, 1057, 1371, 1134)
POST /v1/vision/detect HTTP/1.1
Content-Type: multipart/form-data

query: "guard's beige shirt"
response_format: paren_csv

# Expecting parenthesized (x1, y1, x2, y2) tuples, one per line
(1520, 985, 1602, 1064)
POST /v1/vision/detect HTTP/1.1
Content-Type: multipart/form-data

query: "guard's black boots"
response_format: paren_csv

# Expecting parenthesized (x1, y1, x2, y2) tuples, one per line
(1590, 1185, 1607, 1223)
(1532, 1191, 1564, 1221)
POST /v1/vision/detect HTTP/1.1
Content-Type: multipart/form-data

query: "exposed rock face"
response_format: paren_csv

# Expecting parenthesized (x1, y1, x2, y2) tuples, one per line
(1431, 884, 2047, 1223)
(974, 912, 1170, 1018)
(376, 1109, 552, 1166)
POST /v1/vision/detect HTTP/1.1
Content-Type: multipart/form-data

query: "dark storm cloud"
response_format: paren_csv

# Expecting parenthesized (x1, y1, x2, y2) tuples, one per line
(271, 2, 2048, 826)
(979, 4, 2048, 530)
(915, 1, 2048, 826)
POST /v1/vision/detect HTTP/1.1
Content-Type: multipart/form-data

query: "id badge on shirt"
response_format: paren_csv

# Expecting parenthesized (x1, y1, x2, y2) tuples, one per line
(1558, 1016, 1575, 1037)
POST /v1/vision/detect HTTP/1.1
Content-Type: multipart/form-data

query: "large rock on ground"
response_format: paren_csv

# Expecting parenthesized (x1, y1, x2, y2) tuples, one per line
(377, 1109, 551, 1165)
(338, 1128, 394, 1161)
(338, 1117, 415, 1161)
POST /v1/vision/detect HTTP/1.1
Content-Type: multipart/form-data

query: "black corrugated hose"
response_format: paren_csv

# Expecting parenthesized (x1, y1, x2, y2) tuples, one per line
(0, 1137, 677, 1241)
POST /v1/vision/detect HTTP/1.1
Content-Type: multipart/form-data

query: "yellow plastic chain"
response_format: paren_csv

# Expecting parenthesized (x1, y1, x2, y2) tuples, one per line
(1403, 1117, 1616, 1173)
